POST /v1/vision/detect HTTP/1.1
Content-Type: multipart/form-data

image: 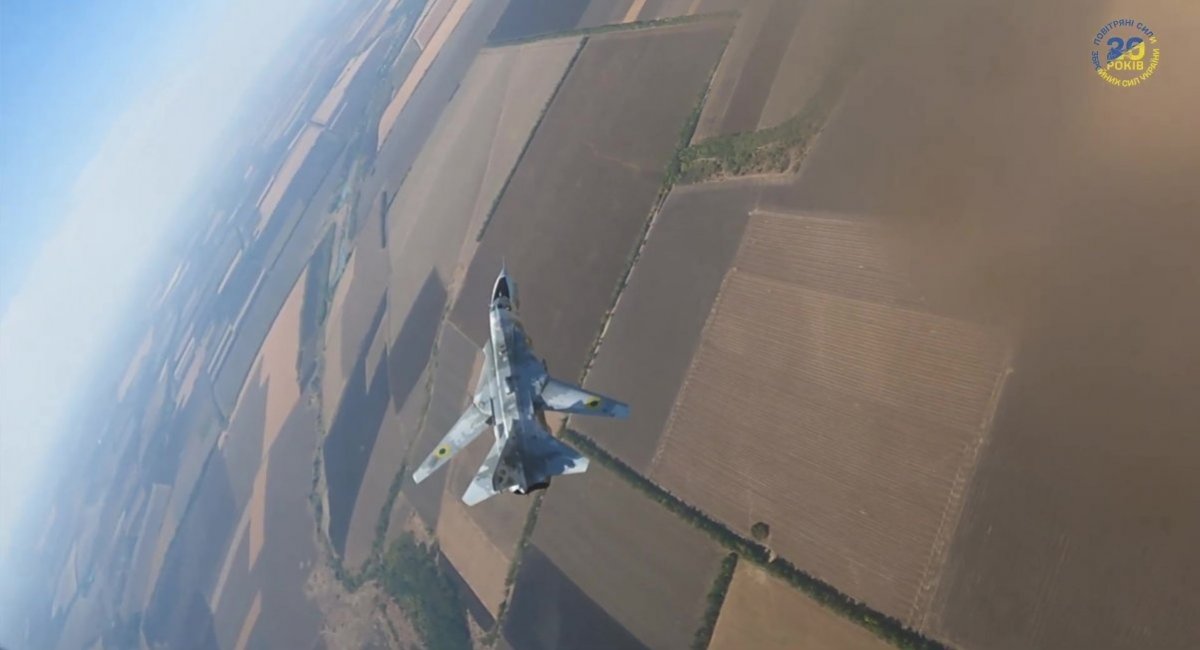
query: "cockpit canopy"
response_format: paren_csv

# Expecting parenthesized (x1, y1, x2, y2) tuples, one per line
(492, 269, 519, 310)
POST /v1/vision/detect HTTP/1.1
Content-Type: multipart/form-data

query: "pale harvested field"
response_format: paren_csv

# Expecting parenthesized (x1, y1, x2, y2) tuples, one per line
(576, 0, 632, 28)
(255, 268, 306, 450)
(364, 316, 387, 389)
(256, 124, 323, 231)
(384, 34, 582, 345)
(174, 345, 207, 408)
(531, 462, 725, 649)
(312, 38, 379, 125)
(376, 0, 475, 148)
(322, 218, 390, 432)
(208, 270, 308, 611)
(629, 0, 722, 21)
(652, 210, 1010, 625)
(232, 591, 262, 650)
(577, 0, 727, 27)
(710, 562, 892, 650)
(117, 326, 155, 401)
(450, 20, 732, 378)
(414, 0, 456, 48)
(621, 0, 647, 22)
(575, 183, 756, 472)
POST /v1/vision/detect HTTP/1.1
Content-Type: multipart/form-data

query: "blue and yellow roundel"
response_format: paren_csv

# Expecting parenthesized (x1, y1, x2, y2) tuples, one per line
(1090, 19, 1161, 88)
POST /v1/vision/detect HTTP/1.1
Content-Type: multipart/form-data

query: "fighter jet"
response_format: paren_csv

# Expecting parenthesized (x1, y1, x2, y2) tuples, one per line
(411, 267, 629, 505)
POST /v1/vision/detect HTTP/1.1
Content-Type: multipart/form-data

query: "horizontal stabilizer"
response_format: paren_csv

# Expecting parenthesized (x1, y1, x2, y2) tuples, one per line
(462, 437, 506, 506)
(522, 430, 589, 486)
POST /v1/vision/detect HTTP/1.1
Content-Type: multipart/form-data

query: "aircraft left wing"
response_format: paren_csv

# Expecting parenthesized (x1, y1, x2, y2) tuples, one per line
(412, 406, 490, 484)
(538, 377, 630, 418)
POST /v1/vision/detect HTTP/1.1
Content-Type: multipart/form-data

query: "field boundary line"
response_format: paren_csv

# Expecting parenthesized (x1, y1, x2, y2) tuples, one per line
(559, 427, 950, 650)
(649, 267, 735, 474)
(913, 352, 1014, 631)
(577, 19, 734, 387)
(691, 552, 739, 649)
(481, 491, 545, 647)
(474, 37, 587, 242)
(484, 11, 736, 49)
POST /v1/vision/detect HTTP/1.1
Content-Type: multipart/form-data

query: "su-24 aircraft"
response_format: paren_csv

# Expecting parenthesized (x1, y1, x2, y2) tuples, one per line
(412, 267, 629, 505)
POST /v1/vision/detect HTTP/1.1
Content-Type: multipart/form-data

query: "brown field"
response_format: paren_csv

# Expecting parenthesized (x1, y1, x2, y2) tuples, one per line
(529, 462, 726, 649)
(754, 0, 863, 130)
(321, 249, 358, 428)
(575, 183, 755, 472)
(256, 124, 324, 231)
(376, 0, 475, 148)
(690, 0, 774, 142)
(709, 562, 892, 650)
(340, 330, 427, 570)
(651, 210, 1011, 624)
(383, 364, 433, 548)
(450, 20, 732, 379)
(767, 1, 1199, 647)
(662, 0, 1200, 645)
(692, 0, 873, 140)
(384, 34, 584, 339)
(433, 488, 510, 615)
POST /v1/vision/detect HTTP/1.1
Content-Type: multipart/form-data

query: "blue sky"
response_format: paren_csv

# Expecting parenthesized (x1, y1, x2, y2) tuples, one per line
(0, 0, 221, 311)
(0, 0, 322, 578)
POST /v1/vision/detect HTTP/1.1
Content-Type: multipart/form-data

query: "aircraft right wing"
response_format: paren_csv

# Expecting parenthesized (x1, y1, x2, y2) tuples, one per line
(412, 406, 490, 484)
(414, 343, 498, 484)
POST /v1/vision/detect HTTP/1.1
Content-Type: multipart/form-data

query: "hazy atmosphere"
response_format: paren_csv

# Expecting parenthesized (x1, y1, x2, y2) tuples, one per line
(1, 1, 1196, 649)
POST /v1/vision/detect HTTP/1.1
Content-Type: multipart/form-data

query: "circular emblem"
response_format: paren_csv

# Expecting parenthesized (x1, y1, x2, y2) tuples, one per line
(1091, 19, 1160, 87)
(435, 445, 450, 458)
(585, 397, 601, 409)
